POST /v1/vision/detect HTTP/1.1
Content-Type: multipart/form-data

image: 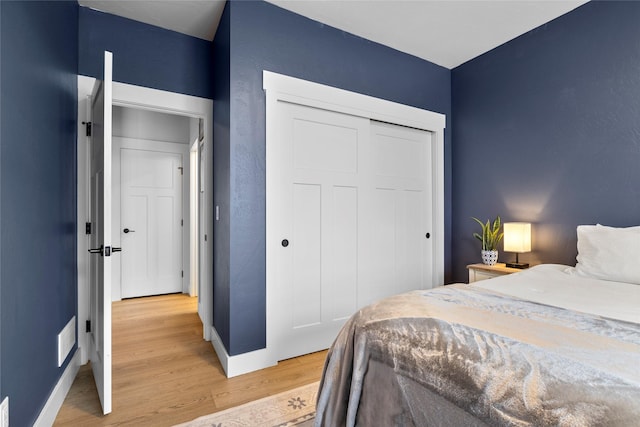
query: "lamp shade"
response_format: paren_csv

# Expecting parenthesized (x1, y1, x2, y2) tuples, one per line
(503, 222, 531, 253)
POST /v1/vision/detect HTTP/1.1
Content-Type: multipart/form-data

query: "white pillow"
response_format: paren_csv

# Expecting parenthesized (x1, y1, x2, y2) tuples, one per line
(575, 224, 640, 284)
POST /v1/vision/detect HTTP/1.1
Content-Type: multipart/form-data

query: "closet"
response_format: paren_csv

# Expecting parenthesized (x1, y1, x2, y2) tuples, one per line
(265, 71, 444, 362)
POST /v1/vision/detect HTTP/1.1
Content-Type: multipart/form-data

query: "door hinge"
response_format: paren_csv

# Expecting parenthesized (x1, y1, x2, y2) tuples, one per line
(86, 320, 91, 333)
(82, 121, 92, 137)
(181, 270, 184, 278)
(181, 219, 183, 226)
(85, 222, 92, 235)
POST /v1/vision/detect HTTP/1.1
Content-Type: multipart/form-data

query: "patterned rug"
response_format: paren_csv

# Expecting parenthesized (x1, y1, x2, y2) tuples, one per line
(174, 382, 319, 427)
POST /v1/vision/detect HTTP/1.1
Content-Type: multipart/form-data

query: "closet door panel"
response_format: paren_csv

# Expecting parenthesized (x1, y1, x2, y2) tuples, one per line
(365, 122, 433, 299)
(275, 102, 369, 361)
(331, 186, 358, 321)
(291, 183, 322, 327)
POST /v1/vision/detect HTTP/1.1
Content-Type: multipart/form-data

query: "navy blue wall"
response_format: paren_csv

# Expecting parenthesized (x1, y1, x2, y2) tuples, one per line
(212, 3, 231, 350)
(0, 2, 78, 425)
(79, 7, 213, 99)
(451, 1, 640, 282)
(214, 0, 451, 355)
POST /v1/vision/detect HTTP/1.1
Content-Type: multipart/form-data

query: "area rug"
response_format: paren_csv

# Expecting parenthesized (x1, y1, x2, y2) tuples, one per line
(174, 381, 319, 427)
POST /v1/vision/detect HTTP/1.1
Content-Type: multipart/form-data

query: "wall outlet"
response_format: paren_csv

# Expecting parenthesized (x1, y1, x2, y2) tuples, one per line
(1, 396, 8, 427)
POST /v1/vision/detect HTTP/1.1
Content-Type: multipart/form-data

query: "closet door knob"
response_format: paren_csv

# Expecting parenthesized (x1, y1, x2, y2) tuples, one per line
(281, 239, 289, 247)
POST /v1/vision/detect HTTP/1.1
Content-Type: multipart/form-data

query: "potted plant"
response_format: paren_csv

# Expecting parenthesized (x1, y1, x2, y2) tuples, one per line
(472, 215, 504, 265)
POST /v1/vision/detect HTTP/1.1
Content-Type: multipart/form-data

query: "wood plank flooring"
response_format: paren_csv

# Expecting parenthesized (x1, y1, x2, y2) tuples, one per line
(54, 294, 327, 426)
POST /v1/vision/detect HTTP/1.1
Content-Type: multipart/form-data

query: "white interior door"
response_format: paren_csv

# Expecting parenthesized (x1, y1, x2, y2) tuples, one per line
(88, 50, 113, 415)
(273, 102, 433, 361)
(121, 148, 183, 298)
(197, 135, 213, 341)
(198, 140, 206, 323)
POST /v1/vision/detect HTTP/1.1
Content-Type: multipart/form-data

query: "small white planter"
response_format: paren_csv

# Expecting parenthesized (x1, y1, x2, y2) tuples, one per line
(481, 250, 498, 266)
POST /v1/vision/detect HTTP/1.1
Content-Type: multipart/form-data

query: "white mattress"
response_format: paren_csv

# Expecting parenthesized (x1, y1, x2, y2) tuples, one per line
(473, 264, 640, 324)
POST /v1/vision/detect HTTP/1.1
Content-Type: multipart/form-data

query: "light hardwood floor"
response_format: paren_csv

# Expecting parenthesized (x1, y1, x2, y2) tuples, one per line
(54, 294, 327, 426)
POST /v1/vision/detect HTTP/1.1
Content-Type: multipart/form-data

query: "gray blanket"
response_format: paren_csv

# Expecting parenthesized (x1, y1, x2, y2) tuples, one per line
(315, 285, 640, 426)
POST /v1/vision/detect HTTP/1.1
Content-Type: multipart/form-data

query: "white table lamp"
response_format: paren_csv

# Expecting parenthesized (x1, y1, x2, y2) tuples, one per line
(504, 222, 531, 269)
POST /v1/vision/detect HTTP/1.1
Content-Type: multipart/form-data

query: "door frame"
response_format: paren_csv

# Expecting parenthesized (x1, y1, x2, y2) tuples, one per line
(77, 76, 214, 364)
(189, 140, 199, 297)
(263, 70, 446, 370)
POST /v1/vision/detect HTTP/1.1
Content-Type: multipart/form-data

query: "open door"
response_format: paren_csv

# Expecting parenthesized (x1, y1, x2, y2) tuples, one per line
(88, 51, 114, 415)
(197, 137, 208, 339)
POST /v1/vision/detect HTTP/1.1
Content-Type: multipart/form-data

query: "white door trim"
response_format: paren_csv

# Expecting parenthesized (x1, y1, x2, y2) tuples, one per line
(77, 77, 214, 364)
(260, 70, 446, 371)
(263, 71, 446, 132)
(189, 141, 199, 297)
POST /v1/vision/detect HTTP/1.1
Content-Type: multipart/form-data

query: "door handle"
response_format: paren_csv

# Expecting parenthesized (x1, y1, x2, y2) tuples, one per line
(88, 245, 103, 256)
(88, 245, 121, 256)
(123, 228, 135, 234)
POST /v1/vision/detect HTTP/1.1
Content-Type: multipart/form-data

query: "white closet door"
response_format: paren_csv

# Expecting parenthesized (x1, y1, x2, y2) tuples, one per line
(359, 121, 433, 307)
(272, 103, 433, 361)
(275, 102, 369, 361)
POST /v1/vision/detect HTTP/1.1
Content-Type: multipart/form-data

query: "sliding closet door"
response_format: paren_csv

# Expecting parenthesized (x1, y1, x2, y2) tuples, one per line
(271, 102, 434, 361)
(359, 121, 433, 307)
(274, 102, 369, 361)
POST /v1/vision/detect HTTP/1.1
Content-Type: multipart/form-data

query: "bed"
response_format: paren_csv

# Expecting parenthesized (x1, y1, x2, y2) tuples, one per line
(315, 225, 640, 426)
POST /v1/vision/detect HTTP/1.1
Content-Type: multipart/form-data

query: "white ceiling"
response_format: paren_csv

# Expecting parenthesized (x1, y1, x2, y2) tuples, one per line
(78, 0, 588, 69)
(78, 0, 226, 41)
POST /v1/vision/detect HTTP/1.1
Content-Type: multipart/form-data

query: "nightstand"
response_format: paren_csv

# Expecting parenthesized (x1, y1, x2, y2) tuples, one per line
(467, 263, 523, 283)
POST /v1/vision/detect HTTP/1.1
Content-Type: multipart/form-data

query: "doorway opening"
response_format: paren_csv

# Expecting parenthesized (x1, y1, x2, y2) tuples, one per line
(111, 105, 200, 301)
(77, 76, 214, 369)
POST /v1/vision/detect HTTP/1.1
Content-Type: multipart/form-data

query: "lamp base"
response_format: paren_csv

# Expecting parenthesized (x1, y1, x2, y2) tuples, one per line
(505, 261, 529, 269)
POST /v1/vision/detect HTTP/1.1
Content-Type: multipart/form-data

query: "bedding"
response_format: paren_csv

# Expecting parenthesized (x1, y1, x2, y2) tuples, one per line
(475, 264, 639, 323)
(574, 224, 640, 285)
(315, 265, 640, 426)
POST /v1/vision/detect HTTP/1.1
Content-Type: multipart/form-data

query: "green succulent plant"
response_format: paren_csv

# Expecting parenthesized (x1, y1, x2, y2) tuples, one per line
(472, 215, 504, 251)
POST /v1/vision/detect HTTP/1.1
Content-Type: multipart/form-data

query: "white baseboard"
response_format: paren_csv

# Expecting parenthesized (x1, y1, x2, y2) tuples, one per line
(34, 349, 80, 427)
(209, 326, 277, 378)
